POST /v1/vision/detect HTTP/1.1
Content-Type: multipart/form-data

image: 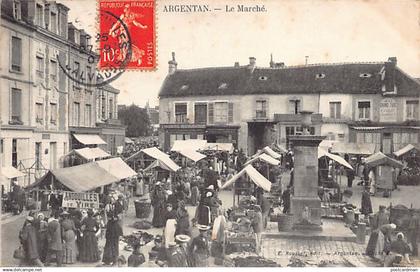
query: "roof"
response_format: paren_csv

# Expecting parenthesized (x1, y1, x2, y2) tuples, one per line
(1, 166, 25, 180)
(102, 84, 120, 94)
(171, 140, 207, 152)
(177, 149, 206, 162)
(27, 163, 119, 192)
(245, 153, 280, 166)
(159, 63, 420, 98)
(73, 134, 106, 145)
(318, 148, 353, 170)
(72, 147, 111, 161)
(221, 165, 272, 192)
(126, 147, 181, 172)
(96, 157, 137, 179)
(262, 146, 282, 159)
(393, 144, 419, 157)
(364, 152, 404, 168)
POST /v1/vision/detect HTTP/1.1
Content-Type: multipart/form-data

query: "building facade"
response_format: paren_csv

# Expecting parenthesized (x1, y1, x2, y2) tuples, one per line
(0, 0, 125, 186)
(159, 55, 420, 155)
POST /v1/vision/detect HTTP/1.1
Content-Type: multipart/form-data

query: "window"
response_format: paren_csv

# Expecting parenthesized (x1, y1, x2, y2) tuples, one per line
(289, 99, 301, 114)
(11, 37, 22, 72)
(50, 103, 57, 124)
(315, 73, 326, 79)
(329, 102, 341, 119)
(194, 103, 207, 124)
(50, 60, 57, 82)
(13, 0, 21, 20)
(101, 95, 106, 119)
(11, 88, 22, 123)
(109, 98, 113, 119)
(256, 100, 267, 118)
(36, 4, 43, 27)
(50, 12, 57, 33)
(358, 101, 371, 119)
(406, 100, 419, 120)
(12, 139, 18, 167)
(35, 103, 43, 124)
(175, 103, 187, 123)
(36, 56, 44, 77)
(35, 142, 41, 165)
(0, 139, 4, 167)
(86, 66, 92, 82)
(85, 104, 92, 126)
(214, 102, 228, 123)
(73, 102, 80, 126)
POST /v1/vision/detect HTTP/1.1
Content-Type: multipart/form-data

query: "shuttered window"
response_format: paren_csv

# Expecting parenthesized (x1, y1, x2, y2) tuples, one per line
(208, 103, 214, 124)
(11, 88, 22, 123)
(11, 37, 22, 72)
(329, 102, 341, 119)
(228, 102, 234, 123)
(214, 102, 228, 123)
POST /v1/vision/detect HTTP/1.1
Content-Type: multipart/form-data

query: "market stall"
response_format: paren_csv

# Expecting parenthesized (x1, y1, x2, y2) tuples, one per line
(1, 166, 26, 213)
(364, 152, 404, 196)
(62, 147, 111, 167)
(394, 144, 420, 185)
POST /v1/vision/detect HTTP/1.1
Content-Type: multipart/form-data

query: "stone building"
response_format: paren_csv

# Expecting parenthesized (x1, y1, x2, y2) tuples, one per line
(0, 0, 125, 187)
(159, 55, 420, 155)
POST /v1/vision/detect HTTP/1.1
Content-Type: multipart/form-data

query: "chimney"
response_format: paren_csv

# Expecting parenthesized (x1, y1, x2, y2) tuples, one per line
(383, 57, 397, 93)
(269, 54, 275, 68)
(248, 57, 256, 69)
(168, 52, 177, 75)
(234, 62, 240, 68)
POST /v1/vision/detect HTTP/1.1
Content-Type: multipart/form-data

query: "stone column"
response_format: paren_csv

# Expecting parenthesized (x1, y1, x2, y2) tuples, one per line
(289, 135, 325, 231)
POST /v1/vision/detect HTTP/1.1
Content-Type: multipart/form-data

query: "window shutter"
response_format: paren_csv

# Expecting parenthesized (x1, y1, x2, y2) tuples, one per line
(329, 103, 334, 118)
(337, 103, 341, 119)
(208, 102, 214, 124)
(228, 102, 234, 123)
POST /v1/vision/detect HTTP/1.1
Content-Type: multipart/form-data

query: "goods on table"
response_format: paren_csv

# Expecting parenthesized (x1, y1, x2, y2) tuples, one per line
(121, 231, 154, 248)
(287, 256, 306, 267)
(232, 256, 279, 267)
(225, 231, 256, 254)
(132, 220, 153, 229)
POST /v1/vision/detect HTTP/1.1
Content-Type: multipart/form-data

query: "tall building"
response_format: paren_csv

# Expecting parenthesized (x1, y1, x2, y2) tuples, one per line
(159, 55, 420, 155)
(0, 0, 125, 187)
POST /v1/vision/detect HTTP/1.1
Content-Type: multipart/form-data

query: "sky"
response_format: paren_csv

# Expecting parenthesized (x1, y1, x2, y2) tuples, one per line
(61, 0, 420, 107)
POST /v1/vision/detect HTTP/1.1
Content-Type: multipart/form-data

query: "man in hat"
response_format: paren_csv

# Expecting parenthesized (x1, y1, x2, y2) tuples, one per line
(371, 205, 390, 231)
(167, 235, 191, 267)
(151, 235, 167, 266)
(190, 225, 210, 267)
(19, 216, 43, 266)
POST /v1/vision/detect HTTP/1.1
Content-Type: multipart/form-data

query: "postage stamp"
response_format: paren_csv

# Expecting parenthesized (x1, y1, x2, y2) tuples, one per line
(99, 0, 156, 70)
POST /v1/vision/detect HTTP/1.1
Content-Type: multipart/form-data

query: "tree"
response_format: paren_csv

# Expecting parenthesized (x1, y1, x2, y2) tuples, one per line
(118, 104, 151, 137)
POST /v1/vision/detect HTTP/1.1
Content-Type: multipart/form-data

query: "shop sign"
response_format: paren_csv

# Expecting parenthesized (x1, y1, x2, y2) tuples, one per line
(379, 98, 397, 122)
(62, 191, 99, 209)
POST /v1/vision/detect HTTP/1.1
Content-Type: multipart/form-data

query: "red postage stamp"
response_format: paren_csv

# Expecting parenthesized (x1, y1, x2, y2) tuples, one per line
(99, 0, 156, 70)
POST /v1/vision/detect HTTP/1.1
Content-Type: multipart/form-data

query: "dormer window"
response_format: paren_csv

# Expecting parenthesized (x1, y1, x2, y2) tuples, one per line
(360, 73, 372, 78)
(258, 76, 268, 81)
(218, 83, 228, 89)
(50, 12, 57, 33)
(36, 4, 44, 27)
(180, 85, 189, 91)
(315, 73, 326, 79)
(13, 0, 21, 20)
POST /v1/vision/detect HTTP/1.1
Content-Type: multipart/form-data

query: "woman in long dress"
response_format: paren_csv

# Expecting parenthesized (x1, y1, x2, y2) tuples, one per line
(80, 210, 100, 262)
(369, 168, 376, 195)
(102, 216, 123, 265)
(61, 211, 78, 264)
(152, 184, 167, 228)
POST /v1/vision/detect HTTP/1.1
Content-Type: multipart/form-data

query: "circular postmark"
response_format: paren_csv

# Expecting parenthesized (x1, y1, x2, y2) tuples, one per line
(57, 10, 132, 88)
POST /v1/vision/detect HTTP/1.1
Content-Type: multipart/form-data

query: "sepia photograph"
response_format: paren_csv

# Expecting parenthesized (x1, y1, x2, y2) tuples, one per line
(1, 0, 420, 268)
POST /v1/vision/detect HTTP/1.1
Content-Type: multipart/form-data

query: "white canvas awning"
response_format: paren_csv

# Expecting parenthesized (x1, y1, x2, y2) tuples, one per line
(318, 149, 353, 170)
(274, 144, 288, 154)
(73, 134, 106, 145)
(1, 166, 25, 179)
(330, 142, 377, 155)
(245, 153, 280, 166)
(73, 147, 111, 161)
(262, 146, 282, 159)
(96, 157, 137, 180)
(178, 149, 206, 162)
(221, 165, 272, 191)
(140, 147, 181, 172)
(171, 140, 207, 152)
(125, 137, 134, 144)
(394, 144, 419, 157)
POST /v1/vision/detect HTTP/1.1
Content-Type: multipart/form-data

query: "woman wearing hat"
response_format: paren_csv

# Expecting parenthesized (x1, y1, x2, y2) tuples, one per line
(175, 201, 191, 236)
(384, 232, 413, 266)
(152, 183, 166, 228)
(102, 216, 123, 266)
(19, 216, 43, 266)
(61, 211, 77, 264)
(163, 203, 177, 248)
(190, 225, 210, 267)
(35, 213, 48, 263)
(80, 209, 100, 262)
(167, 235, 191, 267)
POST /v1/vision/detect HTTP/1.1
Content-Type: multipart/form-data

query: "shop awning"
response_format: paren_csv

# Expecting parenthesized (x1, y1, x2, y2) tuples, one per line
(202, 143, 234, 153)
(96, 157, 137, 180)
(73, 147, 111, 161)
(125, 137, 134, 144)
(27, 163, 119, 192)
(262, 146, 282, 159)
(394, 144, 419, 157)
(73, 134, 106, 145)
(330, 142, 377, 155)
(245, 153, 280, 166)
(351, 127, 385, 131)
(318, 149, 353, 170)
(274, 144, 288, 154)
(221, 165, 272, 191)
(364, 152, 404, 168)
(178, 149, 206, 162)
(171, 140, 207, 152)
(1, 166, 25, 179)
